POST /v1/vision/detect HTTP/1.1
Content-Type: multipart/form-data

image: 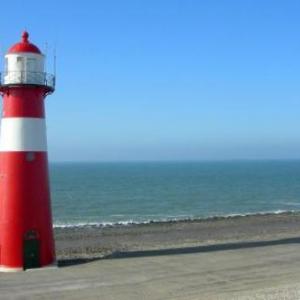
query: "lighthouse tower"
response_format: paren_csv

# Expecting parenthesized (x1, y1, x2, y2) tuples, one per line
(0, 32, 56, 271)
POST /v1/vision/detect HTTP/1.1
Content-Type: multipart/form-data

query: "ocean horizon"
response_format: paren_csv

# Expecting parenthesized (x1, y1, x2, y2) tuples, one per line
(50, 160, 300, 228)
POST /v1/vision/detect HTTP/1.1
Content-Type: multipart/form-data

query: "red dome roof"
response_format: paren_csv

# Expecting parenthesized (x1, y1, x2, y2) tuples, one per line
(8, 31, 41, 54)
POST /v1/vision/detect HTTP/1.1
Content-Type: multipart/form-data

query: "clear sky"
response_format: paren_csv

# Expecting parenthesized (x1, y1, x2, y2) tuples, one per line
(0, 0, 300, 161)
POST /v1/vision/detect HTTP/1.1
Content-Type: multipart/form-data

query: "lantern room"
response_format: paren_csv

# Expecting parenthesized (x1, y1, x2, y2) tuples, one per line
(2, 32, 54, 90)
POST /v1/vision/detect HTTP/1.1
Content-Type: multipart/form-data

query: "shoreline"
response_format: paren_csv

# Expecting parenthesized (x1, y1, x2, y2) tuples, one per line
(53, 209, 300, 228)
(54, 211, 300, 261)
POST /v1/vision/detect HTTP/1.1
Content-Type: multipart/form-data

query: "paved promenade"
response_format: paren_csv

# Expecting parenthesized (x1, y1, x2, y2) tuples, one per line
(1, 239, 300, 299)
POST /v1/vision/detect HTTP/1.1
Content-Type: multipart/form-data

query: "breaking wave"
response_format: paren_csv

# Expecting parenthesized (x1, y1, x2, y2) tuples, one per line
(53, 209, 298, 229)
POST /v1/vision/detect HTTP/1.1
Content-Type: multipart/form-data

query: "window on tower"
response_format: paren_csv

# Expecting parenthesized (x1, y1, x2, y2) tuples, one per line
(27, 58, 36, 72)
(16, 56, 24, 70)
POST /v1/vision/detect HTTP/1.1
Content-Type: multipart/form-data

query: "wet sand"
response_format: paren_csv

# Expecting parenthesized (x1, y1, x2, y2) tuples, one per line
(2, 212, 300, 299)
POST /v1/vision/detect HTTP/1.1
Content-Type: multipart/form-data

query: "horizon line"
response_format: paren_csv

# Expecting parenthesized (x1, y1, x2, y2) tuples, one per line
(48, 158, 300, 163)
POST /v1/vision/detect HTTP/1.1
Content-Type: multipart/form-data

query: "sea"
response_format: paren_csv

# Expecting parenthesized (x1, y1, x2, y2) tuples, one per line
(50, 160, 300, 228)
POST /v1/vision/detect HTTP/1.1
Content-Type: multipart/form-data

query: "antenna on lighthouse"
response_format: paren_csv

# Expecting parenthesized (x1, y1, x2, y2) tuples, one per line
(44, 42, 48, 72)
(54, 47, 57, 78)
(0, 44, 3, 68)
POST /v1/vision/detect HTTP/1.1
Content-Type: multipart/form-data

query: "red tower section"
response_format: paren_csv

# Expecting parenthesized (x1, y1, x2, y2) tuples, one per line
(0, 32, 56, 271)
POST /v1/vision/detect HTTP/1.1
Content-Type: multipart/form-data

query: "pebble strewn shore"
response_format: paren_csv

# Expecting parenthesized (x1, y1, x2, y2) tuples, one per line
(54, 212, 300, 260)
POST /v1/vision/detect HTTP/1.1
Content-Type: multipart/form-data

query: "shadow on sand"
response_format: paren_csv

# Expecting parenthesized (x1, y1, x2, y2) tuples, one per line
(58, 236, 300, 267)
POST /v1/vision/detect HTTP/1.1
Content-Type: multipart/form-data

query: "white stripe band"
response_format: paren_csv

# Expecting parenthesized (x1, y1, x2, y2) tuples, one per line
(0, 118, 47, 151)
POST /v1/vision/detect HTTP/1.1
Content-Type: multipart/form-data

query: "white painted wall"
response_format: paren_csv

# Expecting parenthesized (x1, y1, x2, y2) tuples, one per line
(4, 53, 45, 85)
(0, 118, 47, 151)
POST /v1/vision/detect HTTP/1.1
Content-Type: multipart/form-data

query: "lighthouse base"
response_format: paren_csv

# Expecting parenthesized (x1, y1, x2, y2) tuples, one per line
(0, 261, 57, 272)
(0, 266, 23, 272)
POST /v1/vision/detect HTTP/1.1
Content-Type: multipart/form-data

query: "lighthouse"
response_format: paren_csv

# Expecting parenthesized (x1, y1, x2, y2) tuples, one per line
(0, 32, 56, 271)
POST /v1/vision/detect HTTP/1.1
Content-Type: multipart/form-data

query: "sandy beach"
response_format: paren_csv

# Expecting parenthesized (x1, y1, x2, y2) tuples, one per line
(1, 213, 300, 299)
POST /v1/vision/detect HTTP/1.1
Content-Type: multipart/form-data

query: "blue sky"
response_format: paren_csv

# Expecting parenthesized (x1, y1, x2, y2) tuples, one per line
(0, 0, 300, 161)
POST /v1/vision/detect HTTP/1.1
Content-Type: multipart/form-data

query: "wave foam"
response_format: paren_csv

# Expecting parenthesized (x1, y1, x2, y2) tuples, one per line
(53, 209, 298, 229)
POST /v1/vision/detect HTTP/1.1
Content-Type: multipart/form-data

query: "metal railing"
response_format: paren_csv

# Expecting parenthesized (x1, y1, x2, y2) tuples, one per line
(0, 71, 55, 91)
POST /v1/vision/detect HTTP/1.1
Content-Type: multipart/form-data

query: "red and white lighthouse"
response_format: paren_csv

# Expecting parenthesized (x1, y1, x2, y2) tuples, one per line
(0, 32, 56, 271)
